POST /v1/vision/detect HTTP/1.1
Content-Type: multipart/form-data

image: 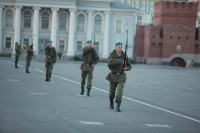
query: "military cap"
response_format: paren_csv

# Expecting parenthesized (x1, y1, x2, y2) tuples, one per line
(86, 40, 92, 43)
(15, 42, 18, 45)
(115, 42, 123, 46)
(48, 40, 52, 43)
(25, 41, 29, 44)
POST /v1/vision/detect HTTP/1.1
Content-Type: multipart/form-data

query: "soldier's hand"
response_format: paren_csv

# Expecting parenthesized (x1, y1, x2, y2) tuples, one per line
(91, 64, 94, 67)
(92, 45, 95, 48)
(123, 67, 127, 71)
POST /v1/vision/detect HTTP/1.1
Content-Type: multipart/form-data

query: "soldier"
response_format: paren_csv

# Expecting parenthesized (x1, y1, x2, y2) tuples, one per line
(106, 42, 132, 112)
(80, 40, 99, 96)
(45, 41, 56, 82)
(25, 41, 33, 73)
(15, 42, 21, 68)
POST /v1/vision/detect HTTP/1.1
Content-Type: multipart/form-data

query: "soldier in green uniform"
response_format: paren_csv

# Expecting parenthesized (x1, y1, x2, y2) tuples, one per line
(106, 42, 132, 112)
(15, 42, 21, 68)
(45, 41, 56, 82)
(80, 40, 99, 96)
(25, 41, 33, 73)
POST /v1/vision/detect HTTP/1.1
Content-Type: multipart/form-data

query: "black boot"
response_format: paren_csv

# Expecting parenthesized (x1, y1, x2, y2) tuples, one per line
(48, 75, 51, 82)
(45, 75, 49, 81)
(15, 64, 19, 68)
(87, 88, 91, 97)
(110, 99, 114, 109)
(80, 87, 84, 95)
(116, 102, 121, 112)
(26, 68, 30, 73)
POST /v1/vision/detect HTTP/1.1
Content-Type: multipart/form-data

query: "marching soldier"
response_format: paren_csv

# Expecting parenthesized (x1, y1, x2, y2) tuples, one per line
(106, 42, 132, 112)
(15, 42, 21, 68)
(80, 40, 99, 96)
(25, 41, 33, 73)
(45, 41, 56, 82)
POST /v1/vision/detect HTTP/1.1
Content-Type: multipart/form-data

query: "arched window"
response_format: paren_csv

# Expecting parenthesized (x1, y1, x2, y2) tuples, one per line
(94, 15, 102, 33)
(59, 12, 67, 31)
(24, 11, 31, 28)
(77, 14, 84, 32)
(41, 12, 49, 29)
(5, 9, 13, 28)
(137, 16, 142, 25)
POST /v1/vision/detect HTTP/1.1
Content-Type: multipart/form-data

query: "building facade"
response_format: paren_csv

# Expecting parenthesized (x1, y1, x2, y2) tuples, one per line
(134, 1, 200, 67)
(0, 0, 141, 59)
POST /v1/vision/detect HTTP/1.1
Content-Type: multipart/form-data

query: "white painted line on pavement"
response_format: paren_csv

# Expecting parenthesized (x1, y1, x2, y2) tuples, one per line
(78, 121, 104, 125)
(8, 79, 21, 82)
(147, 81, 161, 84)
(145, 124, 172, 128)
(34, 69, 45, 73)
(11, 65, 200, 124)
(176, 86, 195, 91)
(32, 93, 48, 95)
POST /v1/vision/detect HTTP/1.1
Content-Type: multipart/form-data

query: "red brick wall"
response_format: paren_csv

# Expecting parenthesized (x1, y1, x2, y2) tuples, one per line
(154, 2, 198, 26)
(134, 26, 144, 57)
(162, 26, 196, 58)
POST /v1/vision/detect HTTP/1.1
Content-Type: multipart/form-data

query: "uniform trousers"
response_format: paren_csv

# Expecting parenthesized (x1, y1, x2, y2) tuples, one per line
(81, 70, 93, 89)
(45, 62, 53, 76)
(109, 81, 125, 103)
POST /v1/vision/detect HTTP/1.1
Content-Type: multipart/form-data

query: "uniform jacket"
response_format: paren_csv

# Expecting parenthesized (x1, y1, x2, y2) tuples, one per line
(15, 45, 21, 56)
(45, 46, 56, 63)
(80, 46, 99, 72)
(106, 50, 132, 82)
(26, 45, 33, 60)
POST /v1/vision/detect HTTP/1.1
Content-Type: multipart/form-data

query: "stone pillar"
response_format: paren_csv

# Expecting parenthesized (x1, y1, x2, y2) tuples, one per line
(102, 11, 111, 58)
(13, 6, 22, 54)
(0, 6, 4, 52)
(51, 8, 59, 49)
(86, 10, 94, 41)
(67, 8, 76, 56)
(33, 7, 41, 55)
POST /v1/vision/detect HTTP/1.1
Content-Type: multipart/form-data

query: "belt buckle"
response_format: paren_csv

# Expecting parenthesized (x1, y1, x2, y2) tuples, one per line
(117, 73, 120, 75)
(48, 56, 50, 58)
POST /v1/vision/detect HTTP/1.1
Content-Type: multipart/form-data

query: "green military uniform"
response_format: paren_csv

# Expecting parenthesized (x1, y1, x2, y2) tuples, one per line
(15, 42, 21, 68)
(26, 44, 33, 73)
(106, 49, 132, 111)
(45, 46, 56, 81)
(80, 45, 99, 96)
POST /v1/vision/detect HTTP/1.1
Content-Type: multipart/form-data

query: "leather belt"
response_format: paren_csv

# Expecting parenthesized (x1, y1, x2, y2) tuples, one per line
(112, 72, 123, 75)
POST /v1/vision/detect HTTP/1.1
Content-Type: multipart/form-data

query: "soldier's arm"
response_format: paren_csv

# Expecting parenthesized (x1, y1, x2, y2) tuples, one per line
(124, 57, 132, 71)
(53, 48, 56, 63)
(94, 51, 99, 65)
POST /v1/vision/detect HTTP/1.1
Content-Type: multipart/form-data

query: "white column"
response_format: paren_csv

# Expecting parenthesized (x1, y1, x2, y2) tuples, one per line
(33, 7, 41, 55)
(102, 11, 111, 58)
(51, 8, 59, 49)
(0, 6, 4, 52)
(13, 6, 22, 54)
(86, 10, 94, 40)
(68, 8, 76, 56)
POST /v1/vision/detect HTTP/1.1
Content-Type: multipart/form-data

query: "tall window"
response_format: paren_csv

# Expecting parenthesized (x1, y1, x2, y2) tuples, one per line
(116, 20, 122, 33)
(94, 42, 99, 54)
(5, 9, 13, 28)
(77, 14, 84, 32)
(77, 41, 82, 53)
(137, 16, 142, 25)
(59, 13, 67, 31)
(24, 11, 31, 28)
(5, 37, 11, 48)
(59, 40, 64, 52)
(42, 12, 49, 29)
(94, 15, 102, 33)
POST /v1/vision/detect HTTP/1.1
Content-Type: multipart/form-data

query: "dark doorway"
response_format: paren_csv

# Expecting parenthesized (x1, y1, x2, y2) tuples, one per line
(170, 57, 186, 67)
